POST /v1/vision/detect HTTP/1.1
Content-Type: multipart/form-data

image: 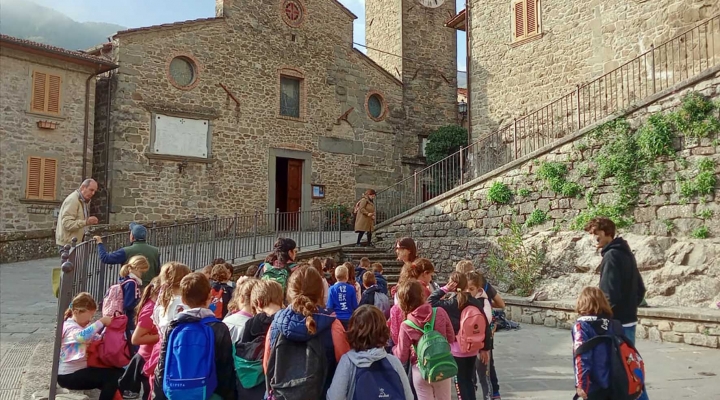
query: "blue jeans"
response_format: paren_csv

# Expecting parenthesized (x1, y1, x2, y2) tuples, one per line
(623, 325, 649, 400)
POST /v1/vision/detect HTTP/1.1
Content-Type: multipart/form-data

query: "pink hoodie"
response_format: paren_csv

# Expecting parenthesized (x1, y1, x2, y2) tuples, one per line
(393, 303, 455, 365)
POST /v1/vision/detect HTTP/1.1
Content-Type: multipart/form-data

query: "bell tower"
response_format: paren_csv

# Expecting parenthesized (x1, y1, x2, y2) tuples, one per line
(366, 0, 458, 153)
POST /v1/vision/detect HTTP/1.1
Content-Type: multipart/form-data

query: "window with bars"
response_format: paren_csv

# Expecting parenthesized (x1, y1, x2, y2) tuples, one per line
(25, 156, 58, 201)
(31, 71, 62, 114)
(280, 76, 302, 118)
(511, 0, 541, 43)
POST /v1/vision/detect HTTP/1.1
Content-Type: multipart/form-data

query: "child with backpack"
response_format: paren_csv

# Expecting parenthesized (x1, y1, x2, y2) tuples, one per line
(344, 262, 363, 304)
(119, 277, 161, 399)
(235, 280, 284, 400)
(210, 264, 235, 319)
(572, 287, 646, 400)
(154, 272, 236, 400)
(429, 272, 492, 400)
(372, 262, 388, 295)
(58, 292, 124, 400)
(224, 278, 260, 343)
(327, 305, 414, 400)
(327, 264, 359, 329)
(263, 265, 351, 399)
(255, 237, 298, 287)
(394, 279, 456, 400)
(355, 257, 371, 293)
(359, 271, 391, 317)
(103, 255, 149, 321)
(149, 262, 192, 395)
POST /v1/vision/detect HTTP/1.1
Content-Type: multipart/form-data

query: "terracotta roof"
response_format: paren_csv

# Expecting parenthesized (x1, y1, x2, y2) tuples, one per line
(115, 17, 224, 36)
(0, 34, 117, 72)
(446, 9, 466, 31)
(457, 88, 468, 96)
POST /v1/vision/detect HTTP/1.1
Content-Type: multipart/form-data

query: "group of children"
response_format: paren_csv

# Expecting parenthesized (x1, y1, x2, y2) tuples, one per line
(57, 236, 645, 400)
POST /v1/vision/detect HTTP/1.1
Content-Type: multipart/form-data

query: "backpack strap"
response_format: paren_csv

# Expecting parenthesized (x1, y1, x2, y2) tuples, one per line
(575, 333, 634, 356)
(403, 319, 423, 332)
(427, 307, 437, 333)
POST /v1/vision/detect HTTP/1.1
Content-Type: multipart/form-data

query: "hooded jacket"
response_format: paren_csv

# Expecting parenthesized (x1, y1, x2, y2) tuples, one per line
(154, 308, 236, 400)
(263, 306, 350, 397)
(572, 316, 625, 397)
(393, 303, 455, 365)
(598, 237, 647, 325)
(241, 312, 275, 344)
(428, 287, 493, 355)
(359, 285, 383, 307)
(374, 272, 388, 295)
(326, 347, 414, 400)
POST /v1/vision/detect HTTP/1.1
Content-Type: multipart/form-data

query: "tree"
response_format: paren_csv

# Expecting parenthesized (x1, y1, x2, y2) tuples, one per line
(425, 125, 468, 164)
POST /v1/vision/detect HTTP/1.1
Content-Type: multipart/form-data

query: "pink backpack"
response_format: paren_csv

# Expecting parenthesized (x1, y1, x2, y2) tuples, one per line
(102, 279, 135, 317)
(457, 302, 488, 353)
(98, 313, 131, 368)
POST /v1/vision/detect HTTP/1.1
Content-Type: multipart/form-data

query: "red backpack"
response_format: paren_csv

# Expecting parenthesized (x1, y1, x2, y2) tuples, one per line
(98, 313, 131, 368)
(210, 286, 225, 319)
(575, 320, 646, 400)
(457, 301, 489, 353)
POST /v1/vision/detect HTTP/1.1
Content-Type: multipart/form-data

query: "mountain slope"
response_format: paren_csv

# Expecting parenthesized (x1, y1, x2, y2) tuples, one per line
(0, 0, 125, 51)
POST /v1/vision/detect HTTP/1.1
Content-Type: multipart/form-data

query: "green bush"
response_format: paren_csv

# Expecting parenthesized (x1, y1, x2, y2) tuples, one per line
(696, 209, 714, 219)
(517, 188, 531, 197)
(636, 114, 675, 159)
(536, 162, 582, 198)
(691, 226, 710, 239)
(324, 203, 353, 231)
(525, 209, 548, 228)
(571, 204, 634, 231)
(486, 222, 546, 296)
(671, 92, 720, 138)
(487, 181, 513, 204)
(679, 158, 717, 198)
(424, 125, 469, 164)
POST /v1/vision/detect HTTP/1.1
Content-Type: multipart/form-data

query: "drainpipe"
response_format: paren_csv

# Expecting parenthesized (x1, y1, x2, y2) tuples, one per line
(465, 0, 472, 146)
(105, 72, 113, 224)
(82, 74, 94, 180)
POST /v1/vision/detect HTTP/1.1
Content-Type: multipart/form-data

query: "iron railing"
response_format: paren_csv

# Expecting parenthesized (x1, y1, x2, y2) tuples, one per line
(376, 14, 720, 223)
(48, 207, 344, 400)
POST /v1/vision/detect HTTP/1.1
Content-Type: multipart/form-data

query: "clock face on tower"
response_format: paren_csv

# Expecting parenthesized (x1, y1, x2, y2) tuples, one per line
(418, 0, 445, 8)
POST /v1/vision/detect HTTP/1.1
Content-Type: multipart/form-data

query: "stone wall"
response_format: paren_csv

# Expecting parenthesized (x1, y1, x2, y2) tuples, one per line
(505, 298, 720, 349)
(93, 0, 456, 224)
(468, 0, 720, 139)
(376, 70, 720, 296)
(0, 47, 98, 232)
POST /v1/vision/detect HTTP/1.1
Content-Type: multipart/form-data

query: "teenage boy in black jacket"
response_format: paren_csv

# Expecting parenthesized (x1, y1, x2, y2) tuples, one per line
(585, 217, 647, 344)
(154, 272, 236, 400)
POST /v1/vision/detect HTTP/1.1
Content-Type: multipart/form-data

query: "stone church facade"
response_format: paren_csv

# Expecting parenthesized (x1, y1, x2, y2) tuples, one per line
(449, 0, 719, 140)
(90, 0, 457, 224)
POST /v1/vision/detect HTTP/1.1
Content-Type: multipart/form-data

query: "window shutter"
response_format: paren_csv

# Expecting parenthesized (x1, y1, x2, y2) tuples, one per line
(26, 157, 42, 199)
(41, 158, 58, 200)
(526, 0, 537, 35)
(513, 1, 525, 39)
(32, 72, 47, 112)
(47, 75, 61, 114)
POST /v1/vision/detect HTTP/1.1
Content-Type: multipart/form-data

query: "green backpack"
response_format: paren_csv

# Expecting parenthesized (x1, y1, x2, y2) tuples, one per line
(404, 308, 458, 383)
(261, 263, 289, 292)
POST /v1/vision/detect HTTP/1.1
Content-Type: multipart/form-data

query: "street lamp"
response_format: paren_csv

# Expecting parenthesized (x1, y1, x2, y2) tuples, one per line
(458, 100, 467, 116)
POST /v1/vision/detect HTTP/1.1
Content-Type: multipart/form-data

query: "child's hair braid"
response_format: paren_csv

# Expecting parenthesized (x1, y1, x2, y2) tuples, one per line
(286, 265, 324, 335)
(158, 262, 191, 317)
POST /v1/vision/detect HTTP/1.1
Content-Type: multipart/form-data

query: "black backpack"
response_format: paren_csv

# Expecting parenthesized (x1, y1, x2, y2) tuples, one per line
(266, 333, 328, 400)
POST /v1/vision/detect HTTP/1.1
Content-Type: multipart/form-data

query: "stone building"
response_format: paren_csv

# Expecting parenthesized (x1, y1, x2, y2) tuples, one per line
(89, 0, 457, 224)
(0, 35, 117, 232)
(449, 0, 719, 140)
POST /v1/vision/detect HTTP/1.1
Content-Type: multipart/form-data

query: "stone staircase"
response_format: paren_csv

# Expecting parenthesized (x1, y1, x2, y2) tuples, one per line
(341, 245, 402, 288)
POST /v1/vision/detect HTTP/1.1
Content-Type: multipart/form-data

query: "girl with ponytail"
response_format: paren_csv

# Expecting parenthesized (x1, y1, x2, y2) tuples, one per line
(117, 255, 149, 333)
(428, 272, 492, 400)
(263, 265, 350, 398)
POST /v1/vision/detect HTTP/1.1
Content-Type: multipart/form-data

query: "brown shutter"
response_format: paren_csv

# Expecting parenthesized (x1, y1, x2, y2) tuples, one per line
(32, 71, 47, 112)
(526, 0, 537, 35)
(26, 157, 42, 199)
(47, 75, 61, 114)
(41, 158, 58, 200)
(514, 1, 525, 39)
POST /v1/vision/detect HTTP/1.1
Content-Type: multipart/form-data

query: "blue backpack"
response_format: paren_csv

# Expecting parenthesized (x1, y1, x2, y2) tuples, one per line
(163, 316, 218, 400)
(349, 357, 405, 400)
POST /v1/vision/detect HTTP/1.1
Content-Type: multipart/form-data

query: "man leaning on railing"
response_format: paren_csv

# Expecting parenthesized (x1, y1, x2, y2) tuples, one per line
(93, 223, 161, 287)
(55, 179, 99, 250)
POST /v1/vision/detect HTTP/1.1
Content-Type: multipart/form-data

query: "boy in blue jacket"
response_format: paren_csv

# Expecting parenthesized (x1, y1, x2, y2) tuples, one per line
(327, 265, 357, 329)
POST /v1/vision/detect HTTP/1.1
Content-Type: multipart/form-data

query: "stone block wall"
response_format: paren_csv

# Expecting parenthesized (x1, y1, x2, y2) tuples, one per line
(469, 0, 720, 139)
(0, 48, 98, 232)
(505, 298, 720, 349)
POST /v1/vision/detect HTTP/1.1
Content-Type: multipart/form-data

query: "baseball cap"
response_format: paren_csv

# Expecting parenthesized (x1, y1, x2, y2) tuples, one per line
(129, 222, 147, 241)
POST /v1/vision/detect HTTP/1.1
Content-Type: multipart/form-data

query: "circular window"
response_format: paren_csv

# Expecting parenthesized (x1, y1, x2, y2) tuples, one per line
(169, 57, 196, 87)
(367, 93, 385, 120)
(282, 0, 305, 27)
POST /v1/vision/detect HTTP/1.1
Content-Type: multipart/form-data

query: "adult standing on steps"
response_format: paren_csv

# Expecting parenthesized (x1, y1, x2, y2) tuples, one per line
(93, 223, 161, 287)
(354, 189, 376, 247)
(56, 179, 99, 248)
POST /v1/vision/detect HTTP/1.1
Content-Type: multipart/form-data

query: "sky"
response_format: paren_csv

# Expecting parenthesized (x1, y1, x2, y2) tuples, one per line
(29, 0, 467, 71)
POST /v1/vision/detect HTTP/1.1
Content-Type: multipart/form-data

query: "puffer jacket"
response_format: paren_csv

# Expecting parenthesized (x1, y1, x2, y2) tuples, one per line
(428, 287, 493, 354)
(154, 308, 236, 400)
(263, 306, 350, 397)
(572, 316, 622, 397)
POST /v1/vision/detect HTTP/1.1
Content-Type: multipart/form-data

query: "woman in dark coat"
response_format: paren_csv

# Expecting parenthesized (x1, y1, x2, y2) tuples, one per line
(354, 189, 376, 247)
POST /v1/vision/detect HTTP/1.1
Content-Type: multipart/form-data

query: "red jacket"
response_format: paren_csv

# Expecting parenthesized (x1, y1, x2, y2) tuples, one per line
(393, 303, 455, 365)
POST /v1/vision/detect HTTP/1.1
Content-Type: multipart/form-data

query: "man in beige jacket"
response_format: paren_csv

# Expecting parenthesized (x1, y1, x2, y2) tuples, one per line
(56, 179, 99, 247)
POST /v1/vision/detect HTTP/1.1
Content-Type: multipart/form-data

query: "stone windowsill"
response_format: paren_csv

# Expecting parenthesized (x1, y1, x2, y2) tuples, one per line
(19, 198, 63, 206)
(510, 33, 544, 48)
(277, 114, 307, 123)
(144, 153, 214, 164)
(24, 110, 66, 121)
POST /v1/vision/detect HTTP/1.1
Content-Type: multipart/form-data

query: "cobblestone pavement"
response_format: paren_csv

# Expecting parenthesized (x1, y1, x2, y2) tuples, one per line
(490, 324, 720, 400)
